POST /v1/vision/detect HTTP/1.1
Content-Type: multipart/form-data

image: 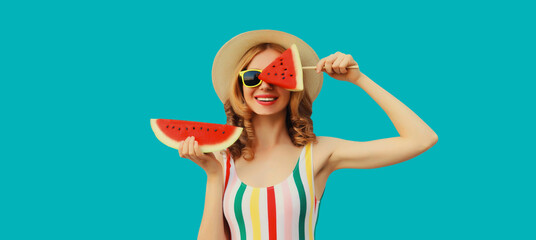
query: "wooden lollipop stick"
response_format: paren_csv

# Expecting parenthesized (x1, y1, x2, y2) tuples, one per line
(302, 66, 359, 69)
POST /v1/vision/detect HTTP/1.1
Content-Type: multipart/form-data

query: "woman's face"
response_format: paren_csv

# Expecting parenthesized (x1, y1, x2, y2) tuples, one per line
(242, 48, 291, 116)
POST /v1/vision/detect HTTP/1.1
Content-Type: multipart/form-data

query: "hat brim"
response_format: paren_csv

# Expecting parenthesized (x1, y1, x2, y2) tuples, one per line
(212, 30, 323, 103)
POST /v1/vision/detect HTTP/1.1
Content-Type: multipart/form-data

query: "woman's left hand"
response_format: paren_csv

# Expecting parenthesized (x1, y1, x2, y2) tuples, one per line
(316, 52, 363, 83)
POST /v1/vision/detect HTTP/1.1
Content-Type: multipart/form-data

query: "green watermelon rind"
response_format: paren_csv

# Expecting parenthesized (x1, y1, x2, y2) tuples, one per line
(150, 119, 243, 153)
(289, 44, 304, 91)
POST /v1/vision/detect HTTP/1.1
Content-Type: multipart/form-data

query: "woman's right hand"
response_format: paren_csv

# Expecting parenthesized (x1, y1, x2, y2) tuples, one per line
(178, 136, 222, 175)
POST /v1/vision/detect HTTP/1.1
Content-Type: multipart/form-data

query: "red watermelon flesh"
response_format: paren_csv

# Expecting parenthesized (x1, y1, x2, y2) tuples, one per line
(150, 119, 243, 153)
(258, 44, 304, 91)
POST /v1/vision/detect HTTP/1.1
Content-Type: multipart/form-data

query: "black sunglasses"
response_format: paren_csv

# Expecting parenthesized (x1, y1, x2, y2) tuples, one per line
(239, 69, 263, 87)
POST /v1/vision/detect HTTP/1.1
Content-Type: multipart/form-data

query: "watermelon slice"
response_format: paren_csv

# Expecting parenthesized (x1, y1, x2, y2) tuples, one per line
(258, 43, 303, 91)
(150, 119, 243, 153)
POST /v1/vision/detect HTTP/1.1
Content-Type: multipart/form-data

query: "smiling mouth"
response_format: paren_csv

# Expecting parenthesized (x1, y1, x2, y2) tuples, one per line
(255, 97, 279, 102)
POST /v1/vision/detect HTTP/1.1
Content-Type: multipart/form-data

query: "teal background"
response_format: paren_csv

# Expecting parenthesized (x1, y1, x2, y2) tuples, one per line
(1, 0, 534, 239)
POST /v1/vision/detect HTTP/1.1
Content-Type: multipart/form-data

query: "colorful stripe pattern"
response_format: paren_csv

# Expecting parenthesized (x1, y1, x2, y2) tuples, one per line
(223, 142, 321, 240)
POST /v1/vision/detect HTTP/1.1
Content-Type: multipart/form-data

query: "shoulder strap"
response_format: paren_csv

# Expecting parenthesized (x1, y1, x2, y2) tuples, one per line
(308, 141, 314, 170)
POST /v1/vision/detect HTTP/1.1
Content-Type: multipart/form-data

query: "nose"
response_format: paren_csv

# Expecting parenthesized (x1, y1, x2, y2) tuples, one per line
(259, 80, 273, 90)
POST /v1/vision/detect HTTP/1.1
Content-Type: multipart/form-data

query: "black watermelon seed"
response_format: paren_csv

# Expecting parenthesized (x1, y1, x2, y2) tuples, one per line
(280, 58, 283, 61)
(280, 62, 283, 65)
(178, 128, 181, 130)
(207, 128, 209, 131)
(267, 73, 270, 75)
(193, 127, 195, 130)
(172, 126, 174, 129)
(200, 127, 202, 130)
(215, 129, 217, 132)
(166, 125, 169, 128)
(282, 77, 285, 79)
(284, 68, 287, 71)
(281, 73, 284, 75)
(222, 131, 225, 134)
(186, 128, 188, 130)
(272, 65, 275, 67)
(290, 74, 293, 77)
(274, 73, 277, 76)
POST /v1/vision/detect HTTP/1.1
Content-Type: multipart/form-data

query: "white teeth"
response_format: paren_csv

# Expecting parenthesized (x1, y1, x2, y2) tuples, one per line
(256, 97, 276, 102)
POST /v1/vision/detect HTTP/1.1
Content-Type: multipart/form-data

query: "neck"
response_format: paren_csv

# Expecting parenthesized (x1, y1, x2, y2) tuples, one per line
(251, 108, 292, 152)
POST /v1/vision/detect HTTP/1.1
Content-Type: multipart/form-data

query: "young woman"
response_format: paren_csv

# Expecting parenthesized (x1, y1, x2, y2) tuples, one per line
(177, 30, 438, 240)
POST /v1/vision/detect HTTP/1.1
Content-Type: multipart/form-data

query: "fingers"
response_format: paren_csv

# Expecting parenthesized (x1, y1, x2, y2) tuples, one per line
(187, 136, 195, 160)
(332, 55, 344, 74)
(177, 137, 221, 174)
(315, 58, 326, 73)
(324, 54, 335, 74)
(177, 136, 203, 160)
(192, 140, 204, 158)
(317, 52, 352, 74)
(178, 138, 186, 158)
(338, 55, 351, 74)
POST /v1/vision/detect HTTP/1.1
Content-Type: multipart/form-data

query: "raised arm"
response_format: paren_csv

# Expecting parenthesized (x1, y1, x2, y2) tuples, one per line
(316, 52, 438, 170)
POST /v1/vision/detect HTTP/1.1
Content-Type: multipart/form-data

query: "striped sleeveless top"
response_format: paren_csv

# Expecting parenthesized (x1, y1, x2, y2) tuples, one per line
(222, 142, 321, 240)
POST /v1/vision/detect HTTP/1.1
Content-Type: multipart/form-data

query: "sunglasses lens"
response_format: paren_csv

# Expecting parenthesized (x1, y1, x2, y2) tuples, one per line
(242, 70, 261, 87)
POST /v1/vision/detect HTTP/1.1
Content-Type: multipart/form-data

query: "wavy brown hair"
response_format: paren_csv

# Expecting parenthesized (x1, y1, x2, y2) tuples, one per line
(224, 43, 317, 161)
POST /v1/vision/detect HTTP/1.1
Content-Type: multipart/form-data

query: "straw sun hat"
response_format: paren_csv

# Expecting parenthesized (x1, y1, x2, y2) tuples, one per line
(211, 30, 323, 104)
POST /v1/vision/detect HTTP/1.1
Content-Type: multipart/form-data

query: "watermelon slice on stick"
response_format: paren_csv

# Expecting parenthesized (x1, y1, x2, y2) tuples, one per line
(258, 44, 303, 91)
(258, 43, 358, 90)
(150, 119, 243, 153)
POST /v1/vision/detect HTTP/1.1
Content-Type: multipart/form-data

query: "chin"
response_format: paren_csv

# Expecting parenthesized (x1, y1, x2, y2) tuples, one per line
(248, 103, 286, 116)
(254, 107, 287, 116)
